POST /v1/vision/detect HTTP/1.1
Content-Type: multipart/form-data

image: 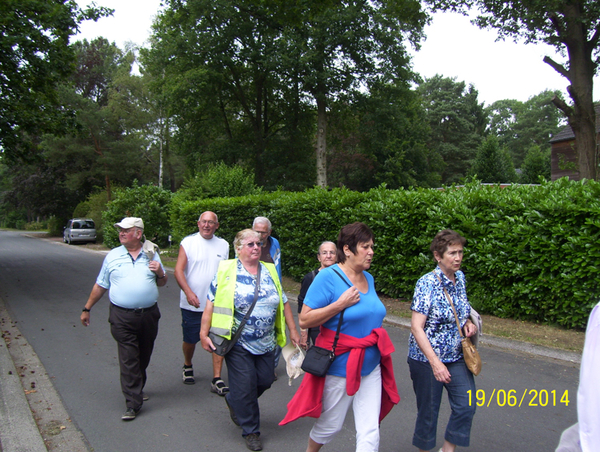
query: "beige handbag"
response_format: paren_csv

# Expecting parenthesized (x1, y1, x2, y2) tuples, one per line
(435, 273, 482, 376)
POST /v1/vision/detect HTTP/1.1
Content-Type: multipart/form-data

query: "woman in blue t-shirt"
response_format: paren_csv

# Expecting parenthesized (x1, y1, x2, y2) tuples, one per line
(408, 229, 478, 452)
(299, 222, 389, 451)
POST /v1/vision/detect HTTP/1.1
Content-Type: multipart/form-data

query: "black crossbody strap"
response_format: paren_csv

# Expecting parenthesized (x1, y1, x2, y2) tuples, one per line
(230, 264, 261, 344)
(330, 267, 354, 354)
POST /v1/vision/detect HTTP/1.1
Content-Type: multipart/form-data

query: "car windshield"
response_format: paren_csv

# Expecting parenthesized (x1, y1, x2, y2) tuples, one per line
(74, 220, 95, 229)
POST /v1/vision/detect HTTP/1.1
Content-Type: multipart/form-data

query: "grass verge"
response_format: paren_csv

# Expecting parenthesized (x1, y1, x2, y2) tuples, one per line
(282, 276, 585, 354)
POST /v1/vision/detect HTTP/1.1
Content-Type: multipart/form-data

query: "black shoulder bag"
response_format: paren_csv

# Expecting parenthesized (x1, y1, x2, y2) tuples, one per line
(209, 265, 261, 356)
(301, 268, 352, 377)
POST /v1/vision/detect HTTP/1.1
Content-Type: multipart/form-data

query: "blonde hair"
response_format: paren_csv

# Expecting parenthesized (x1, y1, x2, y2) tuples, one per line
(233, 229, 261, 256)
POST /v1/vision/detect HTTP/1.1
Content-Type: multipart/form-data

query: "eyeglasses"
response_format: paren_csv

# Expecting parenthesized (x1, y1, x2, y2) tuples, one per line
(199, 220, 217, 226)
(244, 241, 263, 248)
(320, 251, 336, 256)
(253, 229, 269, 235)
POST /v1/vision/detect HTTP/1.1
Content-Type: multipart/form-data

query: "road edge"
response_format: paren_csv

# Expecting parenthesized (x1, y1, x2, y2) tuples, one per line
(0, 297, 90, 452)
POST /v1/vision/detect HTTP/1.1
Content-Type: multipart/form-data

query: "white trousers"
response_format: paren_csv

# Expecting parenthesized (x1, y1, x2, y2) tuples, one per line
(310, 365, 382, 452)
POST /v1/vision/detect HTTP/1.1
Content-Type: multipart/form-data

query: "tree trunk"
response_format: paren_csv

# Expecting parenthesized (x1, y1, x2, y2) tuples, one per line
(570, 101, 597, 180)
(158, 131, 164, 188)
(90, 128, 112, 201)
(316, 98, 327, 187)
(546, 1, 597, 180)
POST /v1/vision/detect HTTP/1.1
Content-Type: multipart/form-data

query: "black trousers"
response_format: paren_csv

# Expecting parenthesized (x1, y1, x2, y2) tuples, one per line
(109, 303, 161, 409)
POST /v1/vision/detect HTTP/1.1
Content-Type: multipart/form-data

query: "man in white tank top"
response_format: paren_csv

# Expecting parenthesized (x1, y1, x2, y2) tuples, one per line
(174, 211, 230, 395)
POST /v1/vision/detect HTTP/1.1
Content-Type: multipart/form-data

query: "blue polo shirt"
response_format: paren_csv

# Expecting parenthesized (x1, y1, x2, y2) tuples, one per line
(96, 245, 163, 309)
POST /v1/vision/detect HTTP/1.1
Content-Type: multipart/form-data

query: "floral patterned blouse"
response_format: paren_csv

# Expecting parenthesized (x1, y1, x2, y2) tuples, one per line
(408, 267, 471, 363)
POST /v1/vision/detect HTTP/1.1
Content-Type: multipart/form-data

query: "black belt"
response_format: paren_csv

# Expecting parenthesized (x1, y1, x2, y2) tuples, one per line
(111, 303, 157, 314)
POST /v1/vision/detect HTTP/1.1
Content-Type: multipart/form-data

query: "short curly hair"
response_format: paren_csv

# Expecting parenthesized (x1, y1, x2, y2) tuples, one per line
(430, 229, 466, 260)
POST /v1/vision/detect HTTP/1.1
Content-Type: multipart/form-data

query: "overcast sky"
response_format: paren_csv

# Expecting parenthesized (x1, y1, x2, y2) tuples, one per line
(74, 1, 599, 107)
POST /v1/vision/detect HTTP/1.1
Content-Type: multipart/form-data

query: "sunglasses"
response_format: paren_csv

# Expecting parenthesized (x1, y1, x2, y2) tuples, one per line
(244, 241, 263, 248)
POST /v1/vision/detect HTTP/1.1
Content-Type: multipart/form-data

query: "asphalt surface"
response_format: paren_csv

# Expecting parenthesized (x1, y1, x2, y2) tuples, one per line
(0, 231, 581, 451)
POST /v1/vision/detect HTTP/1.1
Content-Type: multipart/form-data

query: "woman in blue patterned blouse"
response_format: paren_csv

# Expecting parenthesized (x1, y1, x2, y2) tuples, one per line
(408, 229, 478, 452)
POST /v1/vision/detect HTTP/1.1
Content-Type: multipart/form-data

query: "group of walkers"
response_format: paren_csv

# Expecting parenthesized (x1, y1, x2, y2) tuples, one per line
(80, 213, 480, 452)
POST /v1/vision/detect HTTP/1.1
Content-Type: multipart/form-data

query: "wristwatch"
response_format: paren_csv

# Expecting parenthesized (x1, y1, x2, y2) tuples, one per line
(82, 307, 90, 312)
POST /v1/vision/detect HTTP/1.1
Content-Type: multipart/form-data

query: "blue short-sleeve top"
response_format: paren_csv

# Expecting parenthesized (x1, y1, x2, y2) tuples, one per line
(304, 264, 386, 377)
(408, 267, 471, 363)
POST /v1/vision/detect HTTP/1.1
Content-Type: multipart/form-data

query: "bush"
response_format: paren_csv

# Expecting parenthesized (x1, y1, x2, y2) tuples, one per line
(72, 201, 91, 219)
(179, 162, 262, 200)
(47, 216, 64, 236)
(24, 221, 47, 231)
(81, 191, 110, 243)
(1, 209, 27, 229)
(103, 182, 173, 248)
(170, 179, 600, 329)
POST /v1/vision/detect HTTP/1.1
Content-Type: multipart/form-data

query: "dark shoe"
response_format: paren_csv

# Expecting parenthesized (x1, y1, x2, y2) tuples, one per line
(245, 433, 262, 451)
(225, 397, 240, 427)
(182, 365, 195, 385)
(121, 407, 140, 421)
(210, 378, 229, 396)
(142, 392, 149, 401)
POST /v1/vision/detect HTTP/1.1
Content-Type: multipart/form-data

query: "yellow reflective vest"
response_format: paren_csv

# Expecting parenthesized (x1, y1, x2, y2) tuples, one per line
(209, 259, 287, 348)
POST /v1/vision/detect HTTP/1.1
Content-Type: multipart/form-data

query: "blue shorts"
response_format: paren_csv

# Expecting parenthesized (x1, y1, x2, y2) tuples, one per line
(181, 308, 203, 344)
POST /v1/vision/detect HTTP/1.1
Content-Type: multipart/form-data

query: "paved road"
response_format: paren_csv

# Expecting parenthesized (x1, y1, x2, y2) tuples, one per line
(0, 231, 580, 451)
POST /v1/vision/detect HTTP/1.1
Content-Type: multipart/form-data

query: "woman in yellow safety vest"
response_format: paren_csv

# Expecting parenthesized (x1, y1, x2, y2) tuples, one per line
(200, 228, 300, 452)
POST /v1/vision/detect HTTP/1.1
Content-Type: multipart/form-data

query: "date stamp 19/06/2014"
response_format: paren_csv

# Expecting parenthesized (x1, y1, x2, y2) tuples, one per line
(467, 389, 570, 408)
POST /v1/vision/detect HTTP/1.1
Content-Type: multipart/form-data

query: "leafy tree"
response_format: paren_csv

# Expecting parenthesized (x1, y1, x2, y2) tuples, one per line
(0, 160, 80, 224)
(281, 0, 428, 186)
(42, 38, 156, 201)
(429, 0, 600, 180)
(328, 82, 441, 190)
(143, 0, 428, 188)
(143, 0, 307, 188)
(418, 75, 487, 184)
(519, 145, 551, 183)
(0, 0, 111, 160)
(103, 182, 173, 248)
(487, 90, 565, 168)
(470, 135, 517, 183)
(136, 69, 185, 192)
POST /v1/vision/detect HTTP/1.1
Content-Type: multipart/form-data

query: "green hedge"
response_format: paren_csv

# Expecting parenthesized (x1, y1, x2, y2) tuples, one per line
(168, 180, 600, 329)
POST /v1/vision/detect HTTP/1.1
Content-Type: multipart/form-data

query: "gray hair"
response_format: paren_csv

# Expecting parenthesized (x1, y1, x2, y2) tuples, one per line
(198, 211, 218, 222)
(252, 216, 271, 231)
(233, 229, 261, 256)
(318, 241, 336, 253)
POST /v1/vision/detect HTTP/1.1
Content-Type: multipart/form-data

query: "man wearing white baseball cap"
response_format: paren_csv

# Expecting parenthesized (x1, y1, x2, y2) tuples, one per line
(80, 217, 168, 421)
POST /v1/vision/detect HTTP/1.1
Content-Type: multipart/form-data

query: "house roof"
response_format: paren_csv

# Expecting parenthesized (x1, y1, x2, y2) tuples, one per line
(550, 104, 600, 143)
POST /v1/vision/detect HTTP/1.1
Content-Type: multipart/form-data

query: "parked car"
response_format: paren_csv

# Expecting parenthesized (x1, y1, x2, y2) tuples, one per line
(63, 219, 97, 244)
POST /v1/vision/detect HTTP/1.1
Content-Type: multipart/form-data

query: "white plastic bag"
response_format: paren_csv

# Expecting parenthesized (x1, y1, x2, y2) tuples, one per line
(282, 343, 306, 386)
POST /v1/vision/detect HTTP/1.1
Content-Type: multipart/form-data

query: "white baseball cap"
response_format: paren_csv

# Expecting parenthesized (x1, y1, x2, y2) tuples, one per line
(114, 217, 144, 229)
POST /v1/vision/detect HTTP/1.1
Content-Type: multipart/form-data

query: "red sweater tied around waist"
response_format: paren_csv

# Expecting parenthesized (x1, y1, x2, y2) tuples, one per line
(280, 326, 399, 425)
